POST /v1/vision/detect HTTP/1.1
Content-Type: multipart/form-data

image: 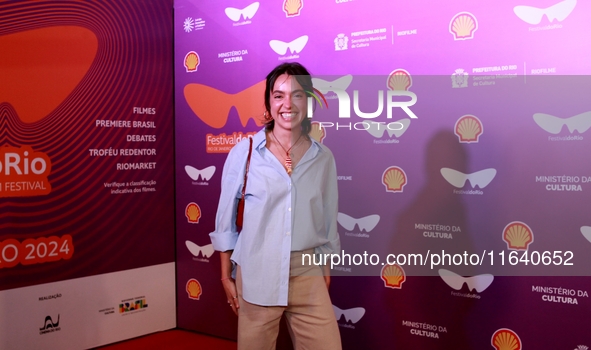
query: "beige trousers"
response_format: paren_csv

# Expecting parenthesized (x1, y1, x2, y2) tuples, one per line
(236, 251, 342, 350)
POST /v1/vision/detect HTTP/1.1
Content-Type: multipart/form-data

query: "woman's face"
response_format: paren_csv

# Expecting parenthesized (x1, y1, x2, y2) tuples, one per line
(270, 73, 307, 133)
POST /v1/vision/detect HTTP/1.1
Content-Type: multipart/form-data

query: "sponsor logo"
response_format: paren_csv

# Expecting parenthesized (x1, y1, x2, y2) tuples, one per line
(534, 175, 587, 191)
(186, 240, 214, 261)
(334, 34, 348, 50)
(337, 213, 380, 232)
(310, 122, 326, 143)
(218, 49, 249, 64)
(533, 112, 591, 137)
(439, 269, 494, 295)
(381, 263, 406, 289)
(183, 17, 205, 32)
(449, 12, 478, 40)
(184, 81, 266, 129)
(269, 35, 309, 59)
(581, 226, 591, 243)
(333, 305, 365, 329)
(225, 2, 259, 24)
(39, 314, 60, 335)
(99, 307, 115, 315)
(514, 0, 576, 25)
(532, 285, 588, 305)
(440, 168, 496, 190)
(0, 145, 52, 197)
(503, 221, 534, 251)
(382, 166, 407, 193)
(186, 202, 202, 224)
(186, 279, 203, 300)
(451, 69, 469, 88)
(402, 320, 447, 339)
(184, 51, 199, 72)
(455, 115, 483, 142)
(185, 165, 215, 185)
(283, 0, 303, 17)
(119, 297, 148, 314)
(491, 328, 522, 350)
(387, 69, 412, 91)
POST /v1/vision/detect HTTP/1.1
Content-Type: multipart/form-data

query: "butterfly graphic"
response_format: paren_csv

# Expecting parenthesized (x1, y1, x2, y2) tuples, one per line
(514, 0, 577, 24)
(440, 168, 497, 189)
(183, 80, 266, 128)
(365, 118, 411, 139)
(439, 269, 494, 293)
(185, 165, 216, 181)
(337, 213, 380, 232)
(225, 2, 260, 22)
(332, 305, 365, 324)
(581, 226, 591, 243)
(533, 112, 591, 134)
(312, 75, 353, 94)
(269, 35, 309, 55)
(185, 240, 215, 258)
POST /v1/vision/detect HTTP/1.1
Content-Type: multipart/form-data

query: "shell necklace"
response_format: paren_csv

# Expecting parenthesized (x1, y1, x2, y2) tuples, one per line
(271, 130, 302, 175)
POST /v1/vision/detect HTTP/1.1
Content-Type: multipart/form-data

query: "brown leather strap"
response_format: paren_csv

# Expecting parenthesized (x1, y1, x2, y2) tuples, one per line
(240, 137, 253, 202)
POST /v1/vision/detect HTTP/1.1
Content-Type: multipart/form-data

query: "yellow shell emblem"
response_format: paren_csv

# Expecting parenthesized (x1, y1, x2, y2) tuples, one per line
(283, 0, 303, 17)
(455, 115, 483, 143)
(491, 328, 521, 350)
(186, 279, 203, 300)
(186, 202, 202, 223)
(382, 166, 407, 193)
(310, 121, 326, 143)
(449, 12, 478, 40)
(184, 51, 200, 72)
(381, 264, 406, 289)
(503, 222, 533, 250)
(387, 69, 412, 91)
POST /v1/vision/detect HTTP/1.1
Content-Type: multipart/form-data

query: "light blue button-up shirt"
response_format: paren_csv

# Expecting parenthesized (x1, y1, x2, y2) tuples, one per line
(210, 128, 340, 306)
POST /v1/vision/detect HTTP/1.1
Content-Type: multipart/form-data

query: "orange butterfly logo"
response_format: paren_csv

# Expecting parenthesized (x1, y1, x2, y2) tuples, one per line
(183, 81, 266, 128)
(0, 26, 97, 123)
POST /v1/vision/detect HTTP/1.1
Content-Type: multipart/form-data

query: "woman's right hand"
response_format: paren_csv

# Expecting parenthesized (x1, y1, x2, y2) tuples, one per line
(222, 278, 240, 316)
(220, 251, 239, 315)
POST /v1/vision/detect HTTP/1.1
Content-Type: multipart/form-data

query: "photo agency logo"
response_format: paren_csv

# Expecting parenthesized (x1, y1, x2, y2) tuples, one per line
(307, 72, 418, 134)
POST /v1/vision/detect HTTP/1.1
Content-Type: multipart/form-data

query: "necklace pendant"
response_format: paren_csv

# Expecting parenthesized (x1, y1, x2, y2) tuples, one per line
(285, 156, 292, 175)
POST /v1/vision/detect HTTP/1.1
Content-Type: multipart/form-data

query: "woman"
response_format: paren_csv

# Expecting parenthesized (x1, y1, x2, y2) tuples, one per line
(210, 62, 342, 350)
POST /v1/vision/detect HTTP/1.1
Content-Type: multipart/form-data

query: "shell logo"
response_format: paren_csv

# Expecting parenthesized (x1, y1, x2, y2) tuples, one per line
(502, 222, 534, 251)
(455, 115, 483, 143)
(184, 51, 200, 72)
(186, 279, 203, 300)
(310, 121, 326, 143)
(387, 69, 412, 91)
(382, 166, 407, 193)
(381, 264, 406, 289)
(449, 12, 478, 40)
(283, 0, 303, 17)
(491, 328, 522, 350)
(186, 202, 202, 224)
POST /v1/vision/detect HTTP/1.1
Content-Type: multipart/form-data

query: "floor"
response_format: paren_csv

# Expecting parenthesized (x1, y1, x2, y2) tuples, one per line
(93, 329, 237, 350)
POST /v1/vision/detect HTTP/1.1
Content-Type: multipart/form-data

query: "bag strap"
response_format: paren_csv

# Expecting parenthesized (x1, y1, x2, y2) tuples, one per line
(240, 137, 253, 201)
